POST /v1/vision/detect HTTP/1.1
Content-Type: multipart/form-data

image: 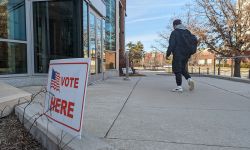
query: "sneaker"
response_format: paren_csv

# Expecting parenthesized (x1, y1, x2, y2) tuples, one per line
(172, 86, 183, 92)
(188, 78, 194, 91)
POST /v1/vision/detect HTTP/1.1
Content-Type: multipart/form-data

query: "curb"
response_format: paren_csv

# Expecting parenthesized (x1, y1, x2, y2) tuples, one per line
(194, 74, 250, 84)
(15, 102, 115, 150)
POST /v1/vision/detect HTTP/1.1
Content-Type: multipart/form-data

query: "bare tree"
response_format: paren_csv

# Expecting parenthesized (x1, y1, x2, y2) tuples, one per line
(152, 17, 177, 53)
(189, 0, 250, 77)
(155, 0, 250, 77)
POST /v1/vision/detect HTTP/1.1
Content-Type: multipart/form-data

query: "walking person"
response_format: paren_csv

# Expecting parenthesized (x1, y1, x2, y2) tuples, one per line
(166, 19, 196, 92)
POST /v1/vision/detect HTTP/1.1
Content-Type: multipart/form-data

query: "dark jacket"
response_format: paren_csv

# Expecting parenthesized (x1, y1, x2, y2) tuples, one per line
(167, 24, 192, 73)
(166, 25, 191, 59)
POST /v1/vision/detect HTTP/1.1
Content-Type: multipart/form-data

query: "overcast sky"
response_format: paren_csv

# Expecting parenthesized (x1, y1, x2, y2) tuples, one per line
(126, 0, 192, 51)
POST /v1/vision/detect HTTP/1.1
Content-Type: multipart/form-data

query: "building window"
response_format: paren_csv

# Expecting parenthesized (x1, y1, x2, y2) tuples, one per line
(0, 0, 27, 74)
(207, 59, 212, 64)
(0, 0, 26, 41)
(0, 42, 27, 74)
(89, 13, 96, 74)
(105, 0, 116, 51)
(83, 1, 89, 58)
(104, 0, 116, 70)
(198, 59, 205, 65)
(33, 1, 80, 73)
(104, 51, 116, 69)
(216, 60, 219, 64)
(102, 20, 106, 72)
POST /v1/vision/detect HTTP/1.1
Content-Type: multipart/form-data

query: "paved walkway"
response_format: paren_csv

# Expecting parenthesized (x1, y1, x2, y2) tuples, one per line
(21, 71, 250, 150)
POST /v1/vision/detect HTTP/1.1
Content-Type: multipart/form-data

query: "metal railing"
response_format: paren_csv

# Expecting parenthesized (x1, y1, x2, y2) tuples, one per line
(191, 55, 250, 79)
(165, 55, 250, 79)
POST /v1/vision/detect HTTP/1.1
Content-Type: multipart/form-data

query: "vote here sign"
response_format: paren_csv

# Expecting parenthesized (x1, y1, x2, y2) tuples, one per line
(45, 58, 90, 139)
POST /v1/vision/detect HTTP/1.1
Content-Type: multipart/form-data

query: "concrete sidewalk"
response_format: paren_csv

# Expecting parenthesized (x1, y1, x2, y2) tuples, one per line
(20, 72, 250, 150)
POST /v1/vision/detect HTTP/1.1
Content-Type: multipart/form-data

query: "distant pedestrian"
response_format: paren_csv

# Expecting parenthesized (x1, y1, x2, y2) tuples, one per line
(166, 19, 197, 92)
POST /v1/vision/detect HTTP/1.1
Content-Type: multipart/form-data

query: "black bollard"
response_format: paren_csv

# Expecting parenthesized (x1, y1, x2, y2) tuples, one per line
(218, 59, 221, 75)
(249, 69, 250, 79)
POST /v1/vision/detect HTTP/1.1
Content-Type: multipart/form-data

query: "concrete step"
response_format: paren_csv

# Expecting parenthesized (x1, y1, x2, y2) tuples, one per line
(15, 102, 115, 150)
(0, 82, 31, 118)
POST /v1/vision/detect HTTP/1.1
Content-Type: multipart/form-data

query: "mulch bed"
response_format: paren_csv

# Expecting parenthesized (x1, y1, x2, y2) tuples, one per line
(0, 113, 43, 150)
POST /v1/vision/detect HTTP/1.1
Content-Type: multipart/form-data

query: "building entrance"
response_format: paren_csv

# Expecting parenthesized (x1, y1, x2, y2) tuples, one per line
(32, 0, 80, 74)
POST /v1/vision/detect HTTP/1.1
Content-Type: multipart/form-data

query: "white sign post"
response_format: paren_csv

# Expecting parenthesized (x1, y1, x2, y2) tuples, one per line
(45, 58, 90, 139)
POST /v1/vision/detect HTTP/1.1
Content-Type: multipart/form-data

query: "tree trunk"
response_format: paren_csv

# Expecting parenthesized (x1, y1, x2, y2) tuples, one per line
(234, 58, 241, 77)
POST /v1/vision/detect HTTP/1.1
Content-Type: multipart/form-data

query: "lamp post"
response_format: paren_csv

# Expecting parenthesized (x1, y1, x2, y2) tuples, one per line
(124, 49, 130, 81)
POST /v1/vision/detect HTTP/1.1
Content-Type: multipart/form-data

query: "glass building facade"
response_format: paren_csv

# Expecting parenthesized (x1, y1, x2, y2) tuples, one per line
(105, 0, 116, 69)
(33, 1, 81, 73)
(0, 0, 123, 79)
(0, 0, 27, 74)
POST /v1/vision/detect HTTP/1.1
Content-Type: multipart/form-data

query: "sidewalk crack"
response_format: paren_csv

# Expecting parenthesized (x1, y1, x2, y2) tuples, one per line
(198, 80, 250, 100)
(106, 137, 250, 149)
(104, 78, 142, 138)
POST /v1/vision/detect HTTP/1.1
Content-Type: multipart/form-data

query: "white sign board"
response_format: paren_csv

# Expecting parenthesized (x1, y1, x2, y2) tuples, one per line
(45, 58, 90, 139)
(122, 68, 133, 74)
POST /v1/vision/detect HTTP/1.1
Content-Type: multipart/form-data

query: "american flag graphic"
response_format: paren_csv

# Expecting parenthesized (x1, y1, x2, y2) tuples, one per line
(51, 69, 60, 91)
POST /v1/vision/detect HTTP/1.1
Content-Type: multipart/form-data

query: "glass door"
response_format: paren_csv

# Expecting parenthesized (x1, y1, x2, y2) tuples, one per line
(32, 0, 80, 73)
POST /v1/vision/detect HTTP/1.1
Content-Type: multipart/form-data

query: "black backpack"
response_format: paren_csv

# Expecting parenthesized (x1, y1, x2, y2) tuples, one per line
(180, 30, 198, 55)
